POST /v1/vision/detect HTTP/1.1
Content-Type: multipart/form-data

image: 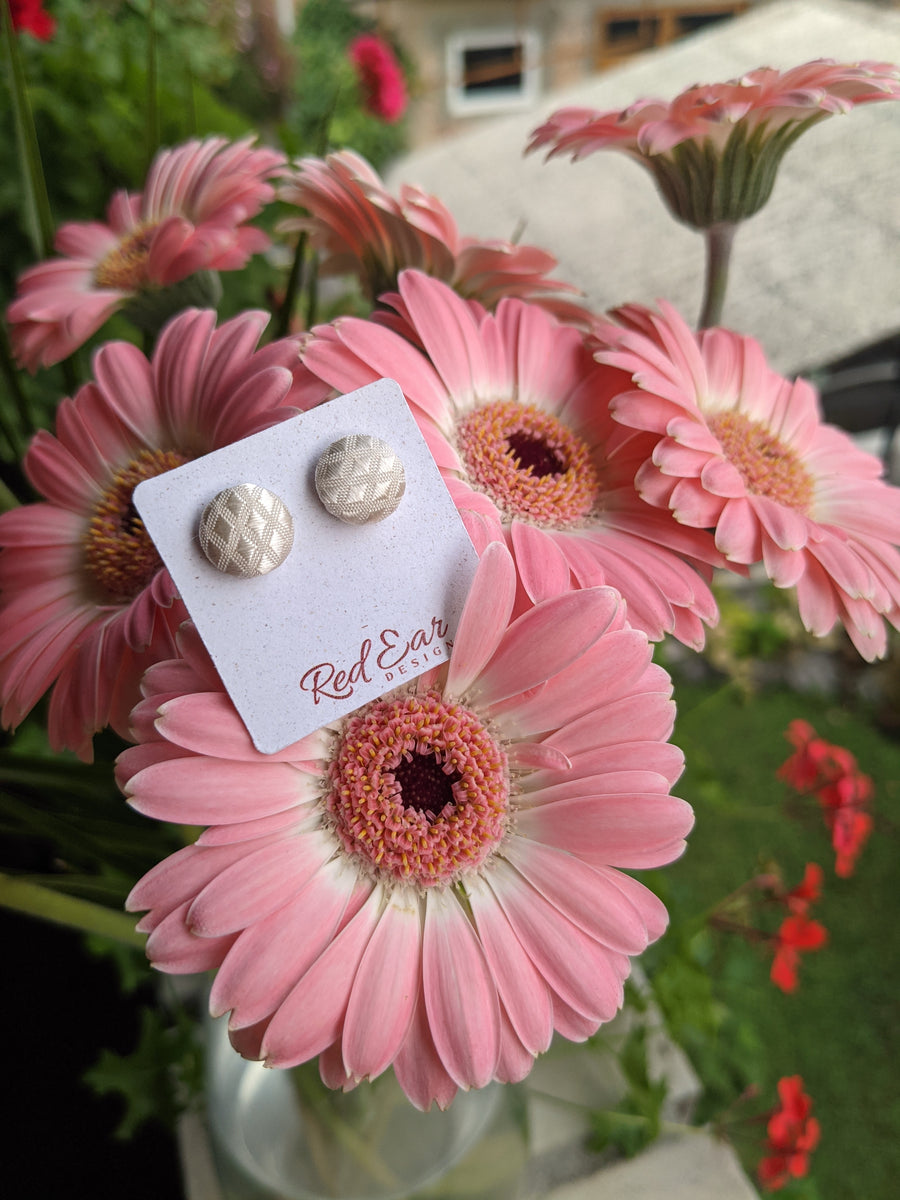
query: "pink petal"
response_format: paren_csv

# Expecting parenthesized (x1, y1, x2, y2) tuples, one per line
(445, 541, 516, 696)
(342, 888, 422, 1081)
(261, 884, 387, 1068)
(188, 831, 335, 936)
(422, 888, 500, 1089)
(466, 875, 554, 1056)
(213, 858, 360, 1027)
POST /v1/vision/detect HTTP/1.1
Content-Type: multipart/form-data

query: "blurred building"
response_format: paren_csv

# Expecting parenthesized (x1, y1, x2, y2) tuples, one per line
(353, 0, 750, 145)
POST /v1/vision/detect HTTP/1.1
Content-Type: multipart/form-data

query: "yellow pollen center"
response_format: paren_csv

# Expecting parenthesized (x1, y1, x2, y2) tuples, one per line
(83, 448, 188, 602)
(456, 400, 600, 527)
(708, 410, 815, 511)
(93, 224, 157, 291)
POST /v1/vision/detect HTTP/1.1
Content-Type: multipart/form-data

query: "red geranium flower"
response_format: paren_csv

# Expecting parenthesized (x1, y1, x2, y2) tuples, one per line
(778, 719, 858, 793)
(770, 913, 827, 993)
(8, 0, 55, 41)
(758, 1076, 821, 1191)
(778, 721, 874, 877)
(782, 863, 824, 915)
(349, 33, 407, 123)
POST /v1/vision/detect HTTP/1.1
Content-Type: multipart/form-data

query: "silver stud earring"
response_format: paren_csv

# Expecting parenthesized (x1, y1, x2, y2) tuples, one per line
(198, 484, 294, 577)
(314, 434, 406, 525)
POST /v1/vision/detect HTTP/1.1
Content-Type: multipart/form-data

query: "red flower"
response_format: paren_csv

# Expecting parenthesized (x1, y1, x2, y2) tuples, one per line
(783, 863, 824, 915)
(778, 721, 874, 877)
(349, 33, 407, 123)
(770, 914, 827, 993)
(829, 803, 874, 878)
(8, 0, 55, 41)
(778, 719, 858, 793)
(758, 1076, 820, 1191)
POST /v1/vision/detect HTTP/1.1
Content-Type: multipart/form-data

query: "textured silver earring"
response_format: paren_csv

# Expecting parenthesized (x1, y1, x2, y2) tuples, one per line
(198, 484, 294, 577)
(314, 434, 406, 525)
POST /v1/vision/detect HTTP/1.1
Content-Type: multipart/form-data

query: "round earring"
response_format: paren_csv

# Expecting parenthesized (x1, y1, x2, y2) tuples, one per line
(198, 483, 294, 577)
(314, 434, 406, 525)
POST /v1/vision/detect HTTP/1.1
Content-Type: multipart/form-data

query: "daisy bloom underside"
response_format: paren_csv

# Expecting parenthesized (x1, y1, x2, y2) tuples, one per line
(299, 270, 722, 648)
(528, 59, 900, 227)
(123, 543, 693, 1110)
(279, 150, 587, 322)
(593, 301, 900, 660)
(8, 136, 286, 371)
(0, 308, 303, 759)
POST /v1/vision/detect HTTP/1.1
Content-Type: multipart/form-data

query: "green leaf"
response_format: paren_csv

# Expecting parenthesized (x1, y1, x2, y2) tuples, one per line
(84, 1007, 204, 1138)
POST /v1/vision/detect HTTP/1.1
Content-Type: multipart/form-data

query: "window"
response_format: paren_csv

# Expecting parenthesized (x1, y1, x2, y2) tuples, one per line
(446, 28, 541, 117)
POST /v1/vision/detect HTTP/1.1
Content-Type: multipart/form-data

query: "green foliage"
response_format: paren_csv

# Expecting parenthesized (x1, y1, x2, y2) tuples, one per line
(84, 1005, 204, 1138)
(0, 0, 255, 293)
(588, 1027, 667, 1158)
(281, 0, 409, 167)
(654, 681, 900, 1198)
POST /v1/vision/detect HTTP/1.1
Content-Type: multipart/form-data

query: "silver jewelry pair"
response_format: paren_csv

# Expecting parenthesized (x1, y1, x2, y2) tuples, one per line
(198, 434, 405, 579)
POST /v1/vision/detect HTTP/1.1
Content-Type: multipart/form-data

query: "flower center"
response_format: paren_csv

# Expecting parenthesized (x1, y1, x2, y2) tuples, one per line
(708, 410, 815, 511)
(456, 400, 601, 527)
(93, 224, 157, 291)
(83, 448, 188, 603)
(326, 691, 509, 888)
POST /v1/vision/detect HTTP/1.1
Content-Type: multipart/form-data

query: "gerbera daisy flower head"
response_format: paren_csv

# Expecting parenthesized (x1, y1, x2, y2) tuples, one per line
(278, 150, 588, 323)
(298, 269, 721, 648)
(122, 540, 693, 1110)
(7, 136, 286, 371)
(593, 300, 900, 661)
(0, 308, 306, 760)
(527, 59, 900, 229)
(758, 1076, 820, 1191)
(348, 33, 408, 123)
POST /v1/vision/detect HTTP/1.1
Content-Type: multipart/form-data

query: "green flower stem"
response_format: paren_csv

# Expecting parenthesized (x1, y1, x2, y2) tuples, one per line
(527, 1087, 703, 1136)
(145, 0, 160, 172)
(1, 0, 54, 259)
(0, 873, 145, 947)
(0, 320, 30, 458)
(274, 231, 308, 339)
(0, 476, 20, 511)
(289, 1063, 403, 1194)
(698, 222, 736, 329)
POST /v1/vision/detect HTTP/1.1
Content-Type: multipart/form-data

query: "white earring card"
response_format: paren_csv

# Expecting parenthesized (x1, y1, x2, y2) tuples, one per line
(134, 379, 480, 754)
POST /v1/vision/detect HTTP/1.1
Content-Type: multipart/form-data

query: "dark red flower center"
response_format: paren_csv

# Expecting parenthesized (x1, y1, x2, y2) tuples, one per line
(456, 400, 600, 527)
(327, 691, 509, 887)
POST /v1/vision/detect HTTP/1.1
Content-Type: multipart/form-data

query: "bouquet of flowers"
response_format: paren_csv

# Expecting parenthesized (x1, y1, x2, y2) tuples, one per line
(2, 3, 898, 1196)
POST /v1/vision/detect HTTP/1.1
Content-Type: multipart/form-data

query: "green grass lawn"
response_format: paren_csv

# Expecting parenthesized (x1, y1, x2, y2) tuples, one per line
(651, 680, 900, 1198)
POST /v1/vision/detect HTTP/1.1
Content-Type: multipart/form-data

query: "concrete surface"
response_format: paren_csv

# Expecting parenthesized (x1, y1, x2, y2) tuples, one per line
(386, 0, 900, 376)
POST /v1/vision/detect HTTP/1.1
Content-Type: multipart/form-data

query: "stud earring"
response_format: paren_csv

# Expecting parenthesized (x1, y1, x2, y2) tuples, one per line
(198, 483, 294, 577)
(314, 434, 406, 525)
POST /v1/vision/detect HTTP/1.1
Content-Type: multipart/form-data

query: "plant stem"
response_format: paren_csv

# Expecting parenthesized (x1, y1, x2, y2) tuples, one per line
(274, 231, 307, 339)
(1, 0, 55, 259)
(698, 222, 736, 329)
(0, 873, 145, 947)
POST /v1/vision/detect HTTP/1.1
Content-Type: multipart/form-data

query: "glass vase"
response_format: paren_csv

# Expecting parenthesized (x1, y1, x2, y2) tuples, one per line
(204, 1012, 526, 1200)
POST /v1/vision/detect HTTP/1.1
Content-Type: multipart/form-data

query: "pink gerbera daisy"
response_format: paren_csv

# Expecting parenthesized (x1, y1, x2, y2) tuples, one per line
(0, 308, 304, 759)
(528, 59, 900, 229)
(348, 33, 408, 123)
(7, 136, 286, 371)
(299, 270, 721, 647)
(279, 150, 587, 322)
(593, 301, 900, 660)
(122, 542, 692, 1110)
